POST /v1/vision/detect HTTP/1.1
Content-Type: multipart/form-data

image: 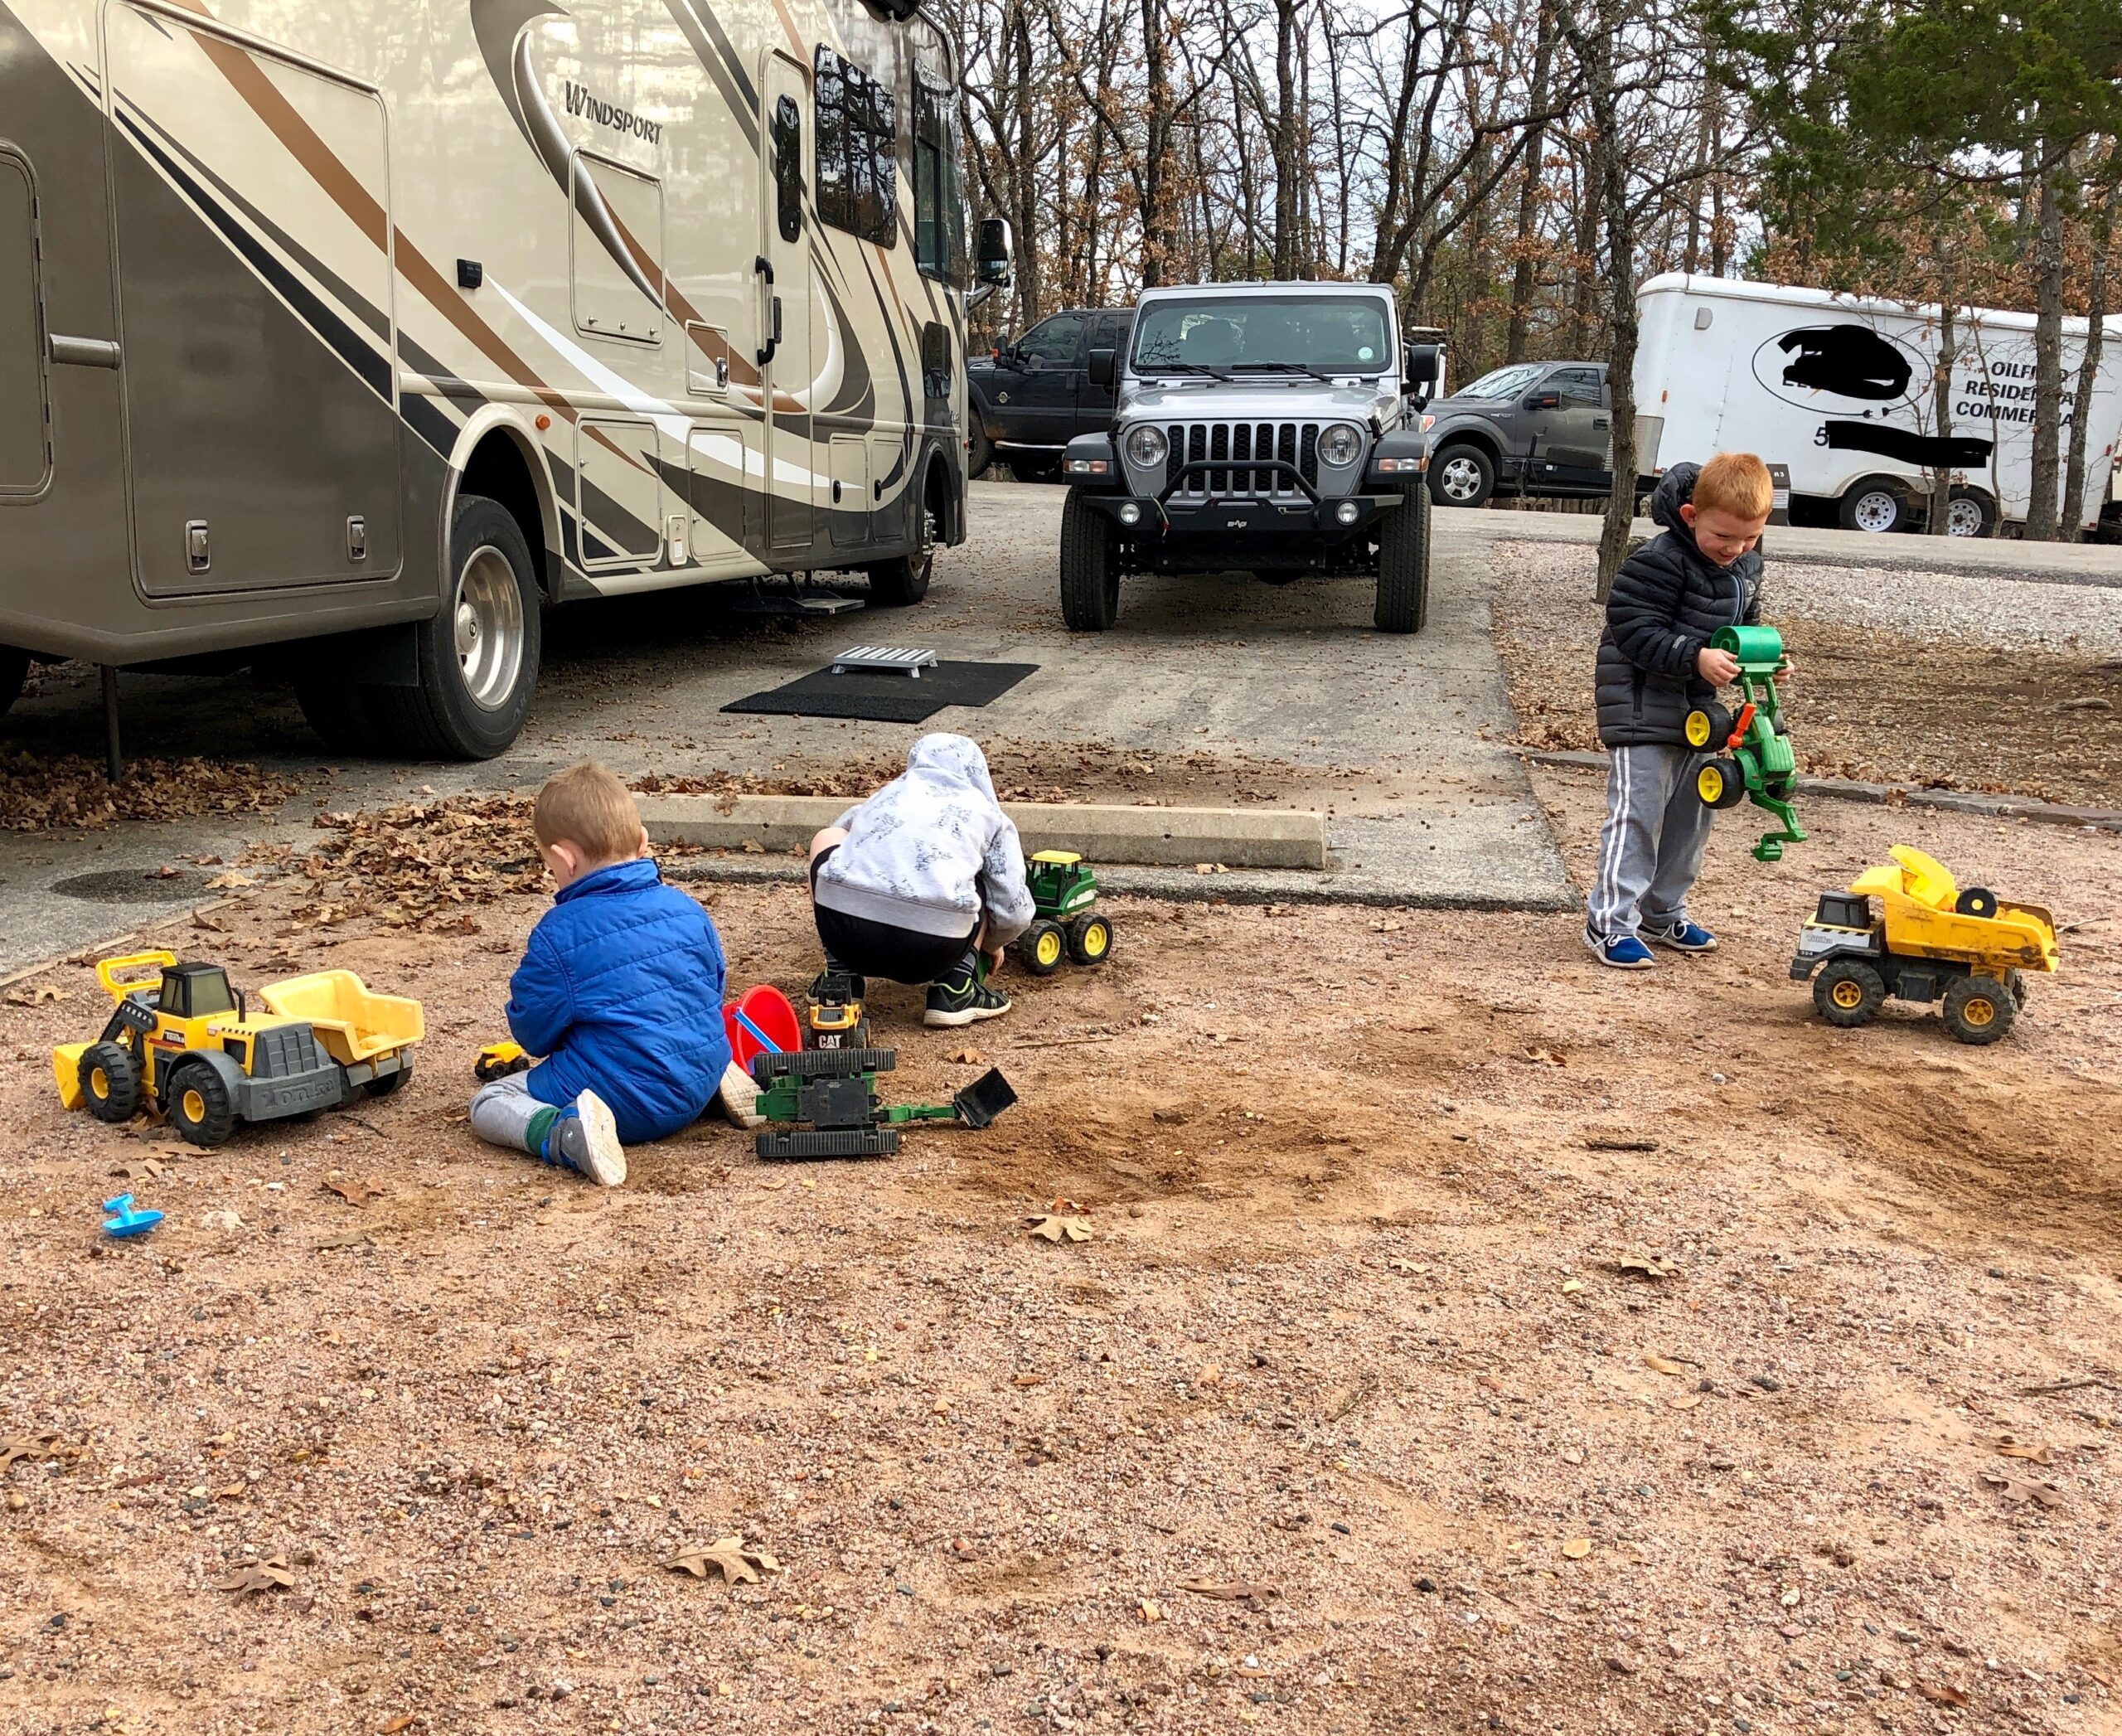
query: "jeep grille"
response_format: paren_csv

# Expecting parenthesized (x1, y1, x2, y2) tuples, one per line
(1163, 421, 1320, 500)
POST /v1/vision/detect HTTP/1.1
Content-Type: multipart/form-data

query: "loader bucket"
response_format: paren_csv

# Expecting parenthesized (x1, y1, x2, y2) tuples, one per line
(952, 1068, 1018, 1130)
(53, 1043, 89, 1112)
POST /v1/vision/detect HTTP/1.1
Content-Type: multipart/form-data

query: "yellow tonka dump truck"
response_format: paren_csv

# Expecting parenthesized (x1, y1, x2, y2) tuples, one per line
(1789, 846, 2058, 1045)
(54, 953, 423, 1146)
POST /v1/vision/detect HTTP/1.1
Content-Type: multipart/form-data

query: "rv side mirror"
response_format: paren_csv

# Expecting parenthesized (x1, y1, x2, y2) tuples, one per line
(1088, 347, 1117, 390)
(976, 218, 1014, 286)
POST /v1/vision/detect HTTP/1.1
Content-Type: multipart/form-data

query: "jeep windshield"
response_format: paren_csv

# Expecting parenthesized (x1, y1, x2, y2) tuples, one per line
(1131, 295, 1393, 376)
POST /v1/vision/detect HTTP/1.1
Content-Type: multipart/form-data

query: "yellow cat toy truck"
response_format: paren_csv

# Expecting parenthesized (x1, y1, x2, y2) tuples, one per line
(1789, 847, 2058, 1045)
(55, 953, 423, 1146)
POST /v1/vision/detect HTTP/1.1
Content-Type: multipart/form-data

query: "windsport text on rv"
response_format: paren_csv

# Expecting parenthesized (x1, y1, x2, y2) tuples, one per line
(0, 0, 1010, 756)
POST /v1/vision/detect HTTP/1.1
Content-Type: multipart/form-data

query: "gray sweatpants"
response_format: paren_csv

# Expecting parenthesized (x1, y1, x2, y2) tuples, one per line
(469, 1073, 549, 1154)
(1585, 744, 1715, 940)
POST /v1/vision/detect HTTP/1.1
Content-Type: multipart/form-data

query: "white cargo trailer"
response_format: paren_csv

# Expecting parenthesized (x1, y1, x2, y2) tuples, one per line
(1634, 273, 2122, 537)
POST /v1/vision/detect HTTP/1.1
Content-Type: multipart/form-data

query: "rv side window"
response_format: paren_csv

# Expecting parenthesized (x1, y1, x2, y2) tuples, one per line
(771, 95, 802, 244)
(913, 79, 962, 284)
(814, 45, 898, 247)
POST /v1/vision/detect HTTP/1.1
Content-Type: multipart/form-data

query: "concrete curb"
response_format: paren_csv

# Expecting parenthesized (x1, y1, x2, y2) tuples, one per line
(640, 793, 1330, 870)
(661, 854, 1582, 913)
(1523, 749, 2122, 832)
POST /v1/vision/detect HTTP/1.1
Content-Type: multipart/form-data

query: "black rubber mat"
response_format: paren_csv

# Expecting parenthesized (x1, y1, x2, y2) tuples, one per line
(722, 661, 1038, 723)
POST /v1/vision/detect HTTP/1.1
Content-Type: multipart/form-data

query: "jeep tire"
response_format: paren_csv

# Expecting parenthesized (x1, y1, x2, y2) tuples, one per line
(1059, 491, 1121, 632)
(1373, 487, 1432, 633)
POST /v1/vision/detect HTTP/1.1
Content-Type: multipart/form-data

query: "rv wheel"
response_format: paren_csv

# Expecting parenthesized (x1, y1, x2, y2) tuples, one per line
(0, 647, 27, 718)
(369, 495, 542, 760)
(1839, 478, 1909, 535)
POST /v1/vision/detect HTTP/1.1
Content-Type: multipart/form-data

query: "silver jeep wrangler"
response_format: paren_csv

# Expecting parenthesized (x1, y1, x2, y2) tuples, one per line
(1055, 283, 1443, 633)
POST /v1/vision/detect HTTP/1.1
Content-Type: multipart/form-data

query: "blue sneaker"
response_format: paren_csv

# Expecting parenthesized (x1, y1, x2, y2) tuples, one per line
(539, 1090, 627, 1187)
(1644, 919, 1718, 954)
(1584, 928, 1655, 970)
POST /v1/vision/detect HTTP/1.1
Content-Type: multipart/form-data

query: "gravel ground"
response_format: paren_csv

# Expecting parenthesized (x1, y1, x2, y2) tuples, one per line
(2, 783, 2120, 1735)
(1493, 541, 2122, 806)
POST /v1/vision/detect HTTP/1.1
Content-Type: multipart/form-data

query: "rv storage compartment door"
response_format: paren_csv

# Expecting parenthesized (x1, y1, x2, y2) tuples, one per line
(0, 150, 51, 497)
(104, 5, 401, 596)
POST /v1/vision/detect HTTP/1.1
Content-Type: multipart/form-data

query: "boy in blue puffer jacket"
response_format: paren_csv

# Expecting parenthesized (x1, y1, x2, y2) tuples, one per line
(468, 763, 753, 1185)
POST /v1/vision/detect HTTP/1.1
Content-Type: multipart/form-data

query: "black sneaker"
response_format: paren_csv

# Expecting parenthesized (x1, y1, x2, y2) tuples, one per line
(924, 967, 1011, 1028)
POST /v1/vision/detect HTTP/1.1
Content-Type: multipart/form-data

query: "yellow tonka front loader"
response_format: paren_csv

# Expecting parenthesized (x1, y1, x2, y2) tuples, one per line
(54, 953, 422, 1146)
(1788, 846, 2058, 1045)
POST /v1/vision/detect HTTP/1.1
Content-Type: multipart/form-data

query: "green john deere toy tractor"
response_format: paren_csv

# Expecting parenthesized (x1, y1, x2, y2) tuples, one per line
(1015, 851, 1114, 976)
(1685, 623, 1805, 862)
(749, 1045, 1018, 1161)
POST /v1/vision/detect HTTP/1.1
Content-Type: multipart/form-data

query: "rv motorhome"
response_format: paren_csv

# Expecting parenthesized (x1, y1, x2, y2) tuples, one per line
(0, 0, 1005, 756)
(1635, 274, 2122, 538)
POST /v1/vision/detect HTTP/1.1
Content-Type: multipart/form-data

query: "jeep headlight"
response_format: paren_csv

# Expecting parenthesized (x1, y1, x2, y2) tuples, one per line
(1124, 424, 1169, 469)
(1318, 422, 1364, 468)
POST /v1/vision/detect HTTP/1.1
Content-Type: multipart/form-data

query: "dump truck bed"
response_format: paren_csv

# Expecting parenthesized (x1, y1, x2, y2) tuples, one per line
(258, 972, 425, 1067)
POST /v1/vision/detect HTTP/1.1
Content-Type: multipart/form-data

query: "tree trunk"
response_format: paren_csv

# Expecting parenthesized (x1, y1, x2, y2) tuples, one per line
(1270, 0, 1301, 279)
(1010, 0, 1040, 327)
(1567, 0, 1635, 600)
(1503, 5, 1553, 363)
(1926, 299, 1956, 536)
(2061, 199, 2111, 541)
(1138, 0, 1175, 287)
(2025, 155, 2066, 541)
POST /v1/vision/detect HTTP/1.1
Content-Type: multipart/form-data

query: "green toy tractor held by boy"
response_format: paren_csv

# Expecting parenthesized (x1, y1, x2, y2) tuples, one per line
(1685, 623, 1805, 862)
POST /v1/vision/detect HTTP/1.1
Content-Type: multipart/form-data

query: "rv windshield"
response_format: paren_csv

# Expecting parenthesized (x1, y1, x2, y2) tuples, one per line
(1131, 295, 1393, 375)
(1456, 362, 1545, 400)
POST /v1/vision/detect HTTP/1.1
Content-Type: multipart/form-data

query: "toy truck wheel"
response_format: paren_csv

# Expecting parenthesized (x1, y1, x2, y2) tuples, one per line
(1067, 913, 1114, 966)
(366, 1060, 412, 1098)
(2007, 968, 2028, 1009)
(1813, 959, 1885, 1027)
(1684, 702, 1734, 751)
(1015, 920, 1068, 976)
(1373, 487, 1431, 634)
(1941, 975, 2015, 1045)
(79, 1042, 141, 1123)
(1954, 886, 1998, 919)
(1696, 757, 1747, 810)
(167, 1060, 238, 1147)
(1059, 491, 1121, 631)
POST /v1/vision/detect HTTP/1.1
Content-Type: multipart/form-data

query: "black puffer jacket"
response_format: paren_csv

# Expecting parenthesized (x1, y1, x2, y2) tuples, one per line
(1594, 463, 1763, 748)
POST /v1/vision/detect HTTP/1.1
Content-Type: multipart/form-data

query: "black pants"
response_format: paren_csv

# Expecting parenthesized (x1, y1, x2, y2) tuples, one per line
(811, 847, 976, 985)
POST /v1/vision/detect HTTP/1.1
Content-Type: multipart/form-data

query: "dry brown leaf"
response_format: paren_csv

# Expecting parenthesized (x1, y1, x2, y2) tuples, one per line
(1011, 1375, 1047, 1388)
(1521, 1047, 1564, 1066)
(0, 1431, 60, 1472)
(1981, 1471, 2064, 1508)
(1026, 1215, 1092, 1244)
(383, 1719, 416, 1734)
(205, 870, 259, 890)
(1643, 1354, 1686, 1376)
(214, 1484, 247, 1501)
(3, 983, 61, 1006)
(1612, 1257, 1674, 1280)
(324, 1179, 384, 1205)
(310, 1230, 372, 1251)
(665, 1536, 780, 1585)
(1994, 1437, 2055, 1464)
(109, 1158, 167, 1181)
(1914, 1682, 1970, 1708)
(1669, 1392, 1703, 1411)
(215, 1554, 295, 1593)
(950, 1048, 987, 1065)
(1562, 1537, 1593, 1559)
(1181, 1578, 1278, 1601)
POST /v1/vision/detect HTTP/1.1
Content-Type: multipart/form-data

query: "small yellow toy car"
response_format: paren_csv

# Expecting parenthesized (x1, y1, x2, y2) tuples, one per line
(1789, 846, 2058, 1045)
(55, 953, 423, 1146)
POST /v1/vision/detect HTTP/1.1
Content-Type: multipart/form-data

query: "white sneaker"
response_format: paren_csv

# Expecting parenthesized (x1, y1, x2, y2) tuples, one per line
(718, 1059, 764, 1130)
(551, 1090, 627, 1186)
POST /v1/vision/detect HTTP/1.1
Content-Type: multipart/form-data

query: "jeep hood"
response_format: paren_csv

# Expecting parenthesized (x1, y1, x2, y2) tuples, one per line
(1120, 380, 1393, 423)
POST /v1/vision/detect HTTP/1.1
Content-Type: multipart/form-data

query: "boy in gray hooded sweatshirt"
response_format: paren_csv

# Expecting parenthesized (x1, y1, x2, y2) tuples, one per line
(808, 734, 1035, 1027)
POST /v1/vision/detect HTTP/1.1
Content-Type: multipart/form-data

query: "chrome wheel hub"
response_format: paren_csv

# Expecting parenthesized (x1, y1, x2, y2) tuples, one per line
(1440, 457, 1483, 502)
(453, 546, 526, 711)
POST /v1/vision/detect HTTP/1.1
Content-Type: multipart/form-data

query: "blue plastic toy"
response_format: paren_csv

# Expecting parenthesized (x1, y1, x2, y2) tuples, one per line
(101, 1193, 162, 1239)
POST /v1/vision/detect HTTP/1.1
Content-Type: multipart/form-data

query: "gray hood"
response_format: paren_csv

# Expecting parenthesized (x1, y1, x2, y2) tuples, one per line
(1121, 380, 1393, 423)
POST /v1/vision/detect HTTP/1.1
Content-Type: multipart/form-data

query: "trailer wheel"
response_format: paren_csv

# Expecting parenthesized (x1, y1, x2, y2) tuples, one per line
(1373, 487, 1432, 633)
(1813, 959, 1885, 1027)
(167, 1059, 239, 1147)
(0, 647, 27, 718)
(1839, 478, 1910, 534)
(1945, 487, 1996, 537)
(1059, 491, 1121, 631)
(368, 494, 541, 760)
(79, 1041, 141, 1123)
(1941, 974, 2014, 1045)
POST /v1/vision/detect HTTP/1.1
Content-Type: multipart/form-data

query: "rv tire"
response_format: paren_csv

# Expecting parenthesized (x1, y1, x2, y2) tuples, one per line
(0, 647, 27, 718)
(369, 495, 542, 761)
(866, 546, 933, 607)
(293, 676, 383, 755)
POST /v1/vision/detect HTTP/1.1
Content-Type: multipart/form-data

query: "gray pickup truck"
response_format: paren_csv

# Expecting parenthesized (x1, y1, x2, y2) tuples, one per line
(1054, 283, 1443, 633)
(1423, 360, 1613, 508)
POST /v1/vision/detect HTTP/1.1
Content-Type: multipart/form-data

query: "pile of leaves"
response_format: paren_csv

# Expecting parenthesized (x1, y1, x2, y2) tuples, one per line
(0, 750, 297, 832)
(293, 796, 543, 933)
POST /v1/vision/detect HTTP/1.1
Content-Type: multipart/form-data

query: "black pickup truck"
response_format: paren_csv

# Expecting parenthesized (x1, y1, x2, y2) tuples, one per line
(1422, 359, 1613, 508)
(967, 308, 1135, 480)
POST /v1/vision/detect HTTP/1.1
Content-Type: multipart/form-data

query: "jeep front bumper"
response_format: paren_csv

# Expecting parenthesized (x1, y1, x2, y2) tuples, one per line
(1078, 491, 1401, 542)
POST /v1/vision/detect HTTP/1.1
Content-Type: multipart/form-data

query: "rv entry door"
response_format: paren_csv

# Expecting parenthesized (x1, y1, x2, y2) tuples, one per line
(761, 51, 816, 553)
